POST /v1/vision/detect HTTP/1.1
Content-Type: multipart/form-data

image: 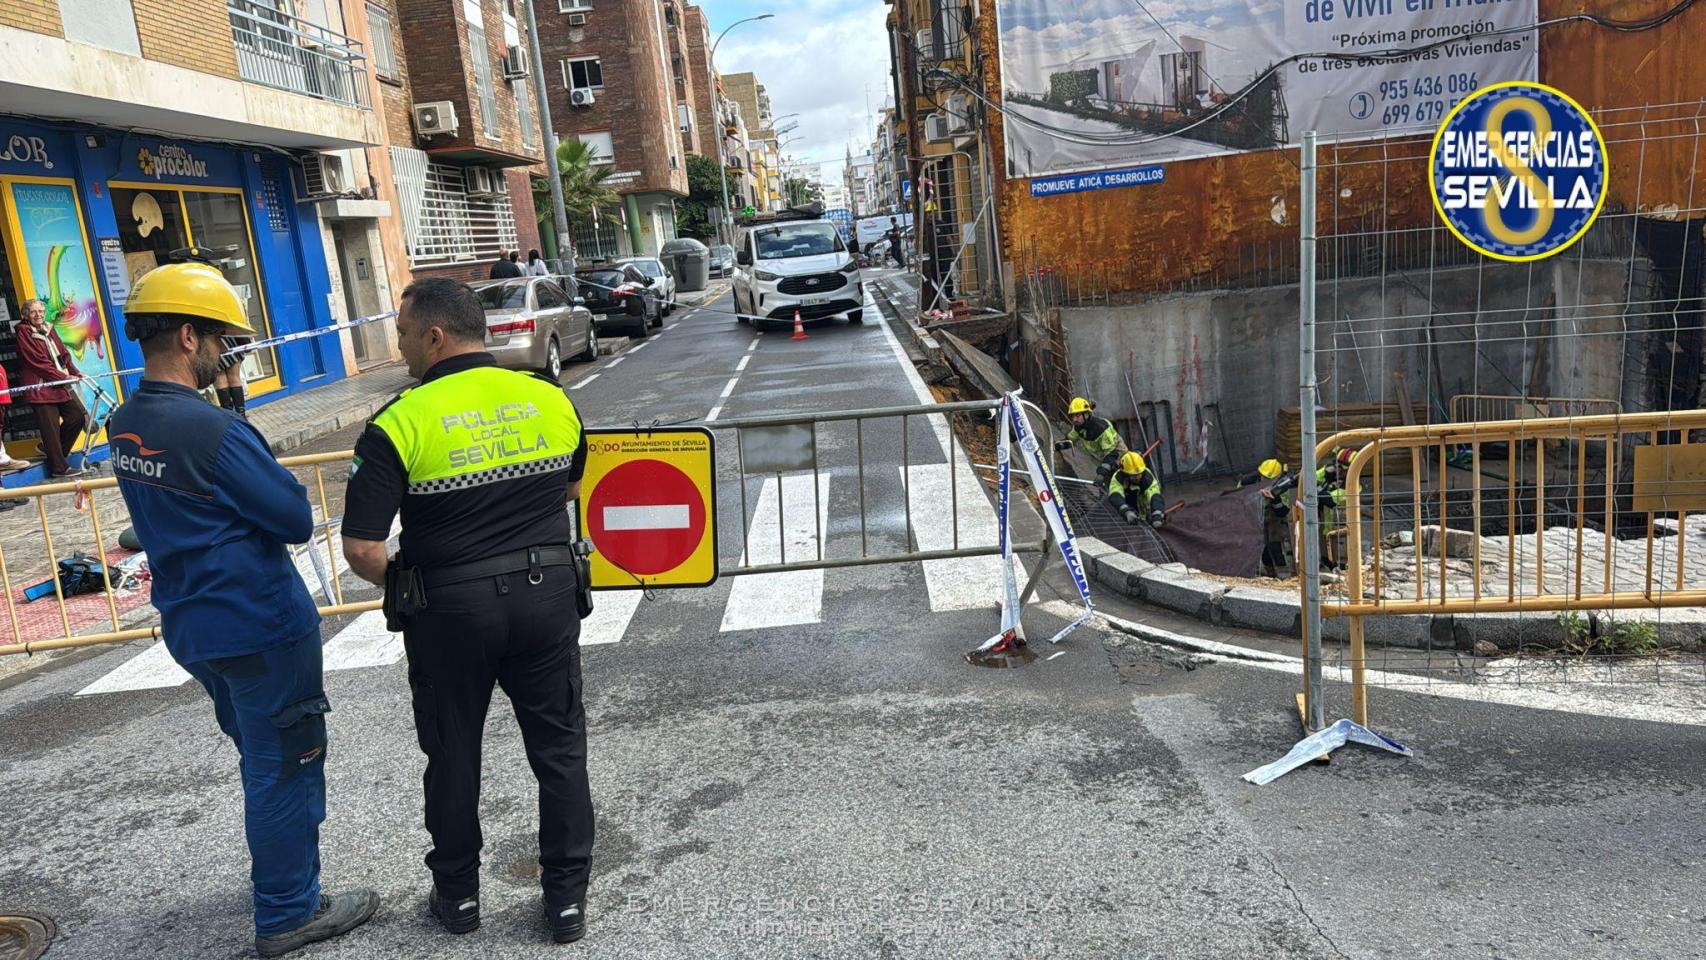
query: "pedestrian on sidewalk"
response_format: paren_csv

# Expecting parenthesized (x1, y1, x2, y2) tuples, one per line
(107, 260, 379, 958)
(525, 249, 550, 276)
(342, 277, 595, 945)
(886, 218, 905, 268)
(490, 249, 523, 279)
(213, 335, 252, 419)
(14, 298, 88, 478)
(0, 350, 24, 470)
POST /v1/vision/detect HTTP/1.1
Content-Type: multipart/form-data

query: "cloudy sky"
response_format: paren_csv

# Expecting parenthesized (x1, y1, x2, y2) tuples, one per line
(704, 0, 893, 184)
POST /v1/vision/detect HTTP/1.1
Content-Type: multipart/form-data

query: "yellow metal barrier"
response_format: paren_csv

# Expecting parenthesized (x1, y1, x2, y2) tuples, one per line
(1304, 410, 1706, 727)
(0, 450, 377, 658)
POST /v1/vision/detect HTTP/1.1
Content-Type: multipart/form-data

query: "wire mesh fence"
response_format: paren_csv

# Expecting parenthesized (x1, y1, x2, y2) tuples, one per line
(1298, 100, 1706, 721)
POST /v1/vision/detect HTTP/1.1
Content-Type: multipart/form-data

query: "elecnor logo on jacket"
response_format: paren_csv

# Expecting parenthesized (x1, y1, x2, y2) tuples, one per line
(137, 144, 209, 180)
(1429, 82, 1607, 262)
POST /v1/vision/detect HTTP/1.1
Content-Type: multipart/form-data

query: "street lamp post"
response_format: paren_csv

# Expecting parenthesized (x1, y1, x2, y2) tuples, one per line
(707, 13, 773, 243)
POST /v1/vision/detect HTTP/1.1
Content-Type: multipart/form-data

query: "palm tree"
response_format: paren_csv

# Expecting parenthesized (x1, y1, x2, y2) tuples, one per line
(533, 139, 621, 258)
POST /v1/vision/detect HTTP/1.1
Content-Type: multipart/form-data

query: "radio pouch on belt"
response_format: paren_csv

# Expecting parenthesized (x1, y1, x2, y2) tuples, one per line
(383, 560, 428, 631)
(572, 538, 594, 618)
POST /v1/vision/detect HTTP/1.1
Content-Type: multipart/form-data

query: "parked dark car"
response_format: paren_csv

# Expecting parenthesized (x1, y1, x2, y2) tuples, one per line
(575, 261, 662, 338)
(709, 244, 736, 278)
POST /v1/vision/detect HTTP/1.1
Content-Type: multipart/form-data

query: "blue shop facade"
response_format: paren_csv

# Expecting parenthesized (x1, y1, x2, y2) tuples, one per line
(0, 116, 345, 477)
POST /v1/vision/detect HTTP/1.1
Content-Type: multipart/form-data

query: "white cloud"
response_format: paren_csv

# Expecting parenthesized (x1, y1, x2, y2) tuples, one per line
(712, 0, 894, 181)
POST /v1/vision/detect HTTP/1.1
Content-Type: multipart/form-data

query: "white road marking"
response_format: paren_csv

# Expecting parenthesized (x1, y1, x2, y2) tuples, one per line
(582, 588, 642, 646)
(745, 339, 760, 353)
(718, 377, 739, 399)
(570, 373, 599, 389)
(736, 355, 751, 372)
(666, 323, 680, 330)
(607, 356, 626, 367)
(720, 474, 833, 632)
(629, 341, 650, 352)
(321, 610, 403, 672)
(76, 640, 189, 696)
(706, 404, 723, 422)
(900, 463, 1013, 611)
(602, 504, 691, 530)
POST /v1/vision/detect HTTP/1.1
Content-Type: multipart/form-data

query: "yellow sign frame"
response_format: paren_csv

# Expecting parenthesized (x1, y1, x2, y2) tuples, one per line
(578, 427, 718, 589)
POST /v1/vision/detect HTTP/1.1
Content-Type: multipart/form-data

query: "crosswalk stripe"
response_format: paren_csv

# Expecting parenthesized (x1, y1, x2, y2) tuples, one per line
(720, 473, 832, 632)
(582, 589, 642, 646)
(900, 463, 1011, 612)
(76, 640, 189, 696)
(321, 610, 404, 671)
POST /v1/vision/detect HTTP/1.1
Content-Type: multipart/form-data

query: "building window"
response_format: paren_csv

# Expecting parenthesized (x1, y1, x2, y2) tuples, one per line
(390, 148, 521, 267)
(677, 103, 693, 134)
(571, 212, 623, 260)
(367, 3, 399, 81)
(561, 57, 604, 92)
(517, 80, 537, 149)
(579, 132, 615, 164)
(558, 0, 592, 10)
(663, 2, 677, 26)
(468, 23, 499, 137)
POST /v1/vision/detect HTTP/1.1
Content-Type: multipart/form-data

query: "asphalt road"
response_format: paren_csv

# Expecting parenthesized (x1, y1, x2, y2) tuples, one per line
(2, 271, 1704, 960)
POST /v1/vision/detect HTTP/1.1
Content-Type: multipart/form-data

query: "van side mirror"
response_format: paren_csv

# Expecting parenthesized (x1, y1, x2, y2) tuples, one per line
(737, 251, 752, 266)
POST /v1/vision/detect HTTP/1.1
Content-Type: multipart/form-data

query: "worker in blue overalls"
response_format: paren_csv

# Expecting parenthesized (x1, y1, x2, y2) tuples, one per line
(107, 252, 379, 958)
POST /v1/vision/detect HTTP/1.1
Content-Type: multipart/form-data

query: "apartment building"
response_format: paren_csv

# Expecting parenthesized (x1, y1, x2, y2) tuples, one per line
(0, 0, 394, 462)
(535, 0, 689, 259)
(378, 0, 548, 282)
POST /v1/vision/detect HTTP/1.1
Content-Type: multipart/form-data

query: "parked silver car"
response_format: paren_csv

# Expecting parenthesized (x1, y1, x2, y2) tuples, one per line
(473, 277, 597, 380)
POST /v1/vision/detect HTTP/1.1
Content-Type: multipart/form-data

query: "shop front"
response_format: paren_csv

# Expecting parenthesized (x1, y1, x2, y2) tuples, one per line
(0, 117, 342, 475)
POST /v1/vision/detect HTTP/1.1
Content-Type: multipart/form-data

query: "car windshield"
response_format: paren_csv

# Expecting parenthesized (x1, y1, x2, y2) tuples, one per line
(476, 282, 528, 310)
(577, 270, 626, 294)
(630, 260, 663, 277)
(753, 224, 841, 260)
(712, 245, 734, 258)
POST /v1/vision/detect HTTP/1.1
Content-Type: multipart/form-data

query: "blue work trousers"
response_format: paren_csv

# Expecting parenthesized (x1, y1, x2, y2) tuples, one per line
(184, 629, 330, 937)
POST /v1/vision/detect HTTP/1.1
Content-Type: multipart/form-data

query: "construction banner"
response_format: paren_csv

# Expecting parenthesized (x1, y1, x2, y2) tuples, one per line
(992, 0, 1538, 178)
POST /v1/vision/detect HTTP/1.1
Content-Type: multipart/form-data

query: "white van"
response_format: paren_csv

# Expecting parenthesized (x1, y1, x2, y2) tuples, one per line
(732, 213, 864, 329)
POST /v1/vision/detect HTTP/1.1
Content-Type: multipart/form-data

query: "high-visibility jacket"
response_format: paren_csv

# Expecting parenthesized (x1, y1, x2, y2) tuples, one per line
(1108, 468, 1163, 514)
(344, 354, 587, 569)
(1064, 415, 1126, 461)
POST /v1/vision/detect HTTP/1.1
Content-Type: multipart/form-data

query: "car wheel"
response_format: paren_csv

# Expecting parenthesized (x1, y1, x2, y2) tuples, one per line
(847, 309, 864, 324)
(650, 304, 663, 328)
(574, 325, 597, 362)
(546, 338, 562, 380)
(632, 315, 650, 339)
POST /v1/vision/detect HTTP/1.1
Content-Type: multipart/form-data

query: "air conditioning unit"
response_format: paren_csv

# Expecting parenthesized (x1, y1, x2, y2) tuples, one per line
(503, 45, 529, 80)
(915, 28, 935, 61)
(464, 166, 501, 197)
(945, 95, 973, 133)
(570, 87, 596, 107)
(299, 152, 348, 197)
(413, 100, 458, 138)
(566, 11, 587, 26)
(924, 113, 951, 142)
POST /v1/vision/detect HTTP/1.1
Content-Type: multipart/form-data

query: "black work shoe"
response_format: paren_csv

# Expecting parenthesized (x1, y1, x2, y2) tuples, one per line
(543, 899, 586, 944)
(428, 887, 480, 934)
(255, 889, 380, 958)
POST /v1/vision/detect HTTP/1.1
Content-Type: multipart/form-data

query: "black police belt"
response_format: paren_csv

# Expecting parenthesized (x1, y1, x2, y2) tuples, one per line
(419, 544, 579, 589)
(385, 545, 580, 630)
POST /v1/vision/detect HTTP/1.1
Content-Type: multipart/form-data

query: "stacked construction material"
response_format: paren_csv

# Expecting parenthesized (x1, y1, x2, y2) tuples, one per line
(1274, 404, 1426, 475)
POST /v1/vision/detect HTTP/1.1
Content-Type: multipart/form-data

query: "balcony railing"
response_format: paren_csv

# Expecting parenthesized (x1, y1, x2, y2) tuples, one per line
(228, 0, 371, 109)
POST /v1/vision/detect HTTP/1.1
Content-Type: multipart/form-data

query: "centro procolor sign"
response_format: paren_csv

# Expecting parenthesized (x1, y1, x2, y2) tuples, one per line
(1429, 81, 1608, 262)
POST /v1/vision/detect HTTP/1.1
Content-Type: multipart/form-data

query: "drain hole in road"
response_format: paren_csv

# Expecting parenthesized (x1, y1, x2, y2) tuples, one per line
(965, 646, 1038, 669)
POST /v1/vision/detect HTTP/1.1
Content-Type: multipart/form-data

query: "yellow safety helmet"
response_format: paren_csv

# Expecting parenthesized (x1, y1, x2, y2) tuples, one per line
(123, 255, 254, 340)
(1068, 397, 1093, 416)
(1259, 458, 1284, 480)
(1119, 451, 1147, 474)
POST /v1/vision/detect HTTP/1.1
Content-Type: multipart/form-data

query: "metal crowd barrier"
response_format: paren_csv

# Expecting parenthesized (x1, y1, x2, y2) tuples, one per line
(0, 451, 376, 658)
(1302, 409, 1706, 727)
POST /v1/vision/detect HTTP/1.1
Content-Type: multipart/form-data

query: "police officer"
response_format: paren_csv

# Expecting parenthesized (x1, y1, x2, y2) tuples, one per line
(1053, 397, 1127, 485)
(108, 254, 379, 958)
(341, 278, 593, 944)
(1109, 451, 1166, 527)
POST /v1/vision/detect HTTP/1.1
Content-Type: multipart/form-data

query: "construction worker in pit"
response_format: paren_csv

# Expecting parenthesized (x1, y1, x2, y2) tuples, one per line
(1238, 458, 1294, 577)
(1313, 449, 1353, 569)
(1054, 397, 1127, 485)
(107, 252, 379, 957)
(1108, 451, 1166, 528)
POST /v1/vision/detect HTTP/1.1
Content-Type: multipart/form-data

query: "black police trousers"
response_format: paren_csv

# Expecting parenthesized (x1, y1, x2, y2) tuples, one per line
(401, 564, 593, 907)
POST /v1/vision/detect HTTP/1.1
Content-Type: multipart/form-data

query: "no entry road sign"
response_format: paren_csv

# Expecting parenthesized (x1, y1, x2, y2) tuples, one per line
(579, 427, 718, 589)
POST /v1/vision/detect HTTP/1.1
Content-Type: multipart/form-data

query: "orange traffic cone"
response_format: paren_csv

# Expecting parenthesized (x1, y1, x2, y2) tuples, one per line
(790, 310, 808, 341)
